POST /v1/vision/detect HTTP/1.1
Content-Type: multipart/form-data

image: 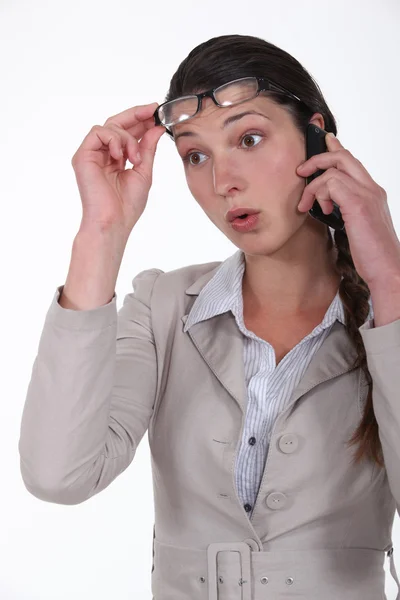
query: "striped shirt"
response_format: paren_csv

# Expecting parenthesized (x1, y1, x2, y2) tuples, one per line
(183, 247, 374, 518)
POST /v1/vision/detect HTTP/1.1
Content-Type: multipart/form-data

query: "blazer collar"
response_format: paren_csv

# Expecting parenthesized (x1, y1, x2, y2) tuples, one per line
(181, 250, 374, 415)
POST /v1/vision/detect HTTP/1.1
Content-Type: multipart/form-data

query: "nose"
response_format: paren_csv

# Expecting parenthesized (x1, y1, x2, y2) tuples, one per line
(212, 153, 244, 197)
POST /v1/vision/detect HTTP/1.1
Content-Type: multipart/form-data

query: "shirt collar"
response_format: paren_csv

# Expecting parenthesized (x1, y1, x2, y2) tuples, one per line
(183, 249, 374, 333)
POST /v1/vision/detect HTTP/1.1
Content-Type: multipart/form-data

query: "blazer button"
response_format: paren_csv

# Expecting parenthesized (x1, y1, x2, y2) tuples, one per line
(278, 433, 299, 454)
(266, 492, 288, 510)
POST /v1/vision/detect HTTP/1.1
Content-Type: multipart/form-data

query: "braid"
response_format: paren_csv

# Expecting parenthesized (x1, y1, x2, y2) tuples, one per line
(329, 226, 384, 468)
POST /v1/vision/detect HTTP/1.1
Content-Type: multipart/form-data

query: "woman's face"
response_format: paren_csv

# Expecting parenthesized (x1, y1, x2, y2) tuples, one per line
(172, 95, 326, 256)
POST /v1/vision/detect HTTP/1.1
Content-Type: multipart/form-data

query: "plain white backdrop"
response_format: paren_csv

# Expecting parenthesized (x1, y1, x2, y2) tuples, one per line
(2, 0, 400, 598)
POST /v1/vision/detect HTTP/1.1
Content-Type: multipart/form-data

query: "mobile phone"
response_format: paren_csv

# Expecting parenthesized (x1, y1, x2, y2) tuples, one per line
(305, 124, 345, 231)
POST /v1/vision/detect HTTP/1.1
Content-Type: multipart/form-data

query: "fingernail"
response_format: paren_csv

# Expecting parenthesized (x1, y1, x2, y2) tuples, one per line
(327, 132, 336, 138)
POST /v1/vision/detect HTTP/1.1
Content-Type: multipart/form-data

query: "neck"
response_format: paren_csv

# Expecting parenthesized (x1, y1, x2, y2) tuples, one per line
(242, 228, 341, 317)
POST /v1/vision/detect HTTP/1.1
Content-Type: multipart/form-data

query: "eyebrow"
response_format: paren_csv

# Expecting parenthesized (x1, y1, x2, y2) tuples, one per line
(173, 110, 271, 142)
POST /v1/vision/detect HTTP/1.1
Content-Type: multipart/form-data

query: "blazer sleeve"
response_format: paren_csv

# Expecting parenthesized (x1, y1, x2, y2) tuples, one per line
(18, 267, 163, 505)
(359, 316, 400, 513)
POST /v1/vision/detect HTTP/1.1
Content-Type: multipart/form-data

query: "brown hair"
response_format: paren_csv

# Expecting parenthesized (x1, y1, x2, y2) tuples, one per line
(165, 34, 384, 468)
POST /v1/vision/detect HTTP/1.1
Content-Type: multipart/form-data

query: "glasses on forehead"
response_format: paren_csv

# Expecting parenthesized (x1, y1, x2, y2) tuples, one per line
(153, 76, 304, 137)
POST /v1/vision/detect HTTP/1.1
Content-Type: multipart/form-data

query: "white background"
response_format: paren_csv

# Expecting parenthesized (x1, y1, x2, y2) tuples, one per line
(2, 0, 400, 598)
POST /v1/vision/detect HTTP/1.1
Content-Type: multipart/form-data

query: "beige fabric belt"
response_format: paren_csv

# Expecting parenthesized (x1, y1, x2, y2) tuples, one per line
(152, 539, 400, 600)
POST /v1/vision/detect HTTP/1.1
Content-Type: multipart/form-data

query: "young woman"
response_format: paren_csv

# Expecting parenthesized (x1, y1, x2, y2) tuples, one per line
(19, 34, 400, 599)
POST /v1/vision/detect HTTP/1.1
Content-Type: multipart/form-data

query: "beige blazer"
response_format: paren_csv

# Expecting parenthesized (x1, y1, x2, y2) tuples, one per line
(19, 261, 400, 599)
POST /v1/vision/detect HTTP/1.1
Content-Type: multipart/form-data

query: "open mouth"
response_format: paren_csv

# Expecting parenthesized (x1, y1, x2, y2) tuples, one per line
(237, 214, 248, 219)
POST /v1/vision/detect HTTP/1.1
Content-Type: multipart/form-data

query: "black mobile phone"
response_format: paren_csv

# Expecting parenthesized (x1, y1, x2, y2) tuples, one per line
(305, 124, 345, 231)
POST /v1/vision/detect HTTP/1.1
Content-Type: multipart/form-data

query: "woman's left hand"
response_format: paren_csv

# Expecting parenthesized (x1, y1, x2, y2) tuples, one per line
(296, 133, 400, 289)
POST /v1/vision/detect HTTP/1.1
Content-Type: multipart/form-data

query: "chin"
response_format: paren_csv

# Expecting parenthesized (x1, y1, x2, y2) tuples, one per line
(241, 241, 283, 258)
(235, 223, 302, 256)
(230, 234, 283, 257)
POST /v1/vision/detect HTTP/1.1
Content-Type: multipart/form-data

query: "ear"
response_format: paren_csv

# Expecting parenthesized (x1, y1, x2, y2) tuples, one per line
(308, 113, 325, 131)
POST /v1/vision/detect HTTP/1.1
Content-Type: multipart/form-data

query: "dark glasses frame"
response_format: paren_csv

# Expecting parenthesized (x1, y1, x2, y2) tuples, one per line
(153, 76, 305, 138)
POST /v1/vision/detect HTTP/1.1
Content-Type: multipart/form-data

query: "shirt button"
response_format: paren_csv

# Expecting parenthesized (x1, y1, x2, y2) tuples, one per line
(244, 503, 252, 512)
(248, 437, 256, 445)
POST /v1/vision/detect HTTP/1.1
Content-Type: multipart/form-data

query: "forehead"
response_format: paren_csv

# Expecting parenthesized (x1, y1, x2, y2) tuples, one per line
(172, 95, 285, 139)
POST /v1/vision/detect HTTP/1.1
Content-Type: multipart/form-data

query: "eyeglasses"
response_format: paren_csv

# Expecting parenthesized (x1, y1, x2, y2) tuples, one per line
(153, 76, 304, 137)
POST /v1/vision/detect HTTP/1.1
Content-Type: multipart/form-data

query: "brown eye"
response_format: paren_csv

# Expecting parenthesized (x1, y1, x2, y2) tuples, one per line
(243, 135, 255, 147)
(190, 153, 201, 165)
(240, 133, 262, 149)
(183, 151, 206, 166)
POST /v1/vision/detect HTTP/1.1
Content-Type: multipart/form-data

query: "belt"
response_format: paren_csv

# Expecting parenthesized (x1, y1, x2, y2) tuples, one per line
(152, 539, 400, 600)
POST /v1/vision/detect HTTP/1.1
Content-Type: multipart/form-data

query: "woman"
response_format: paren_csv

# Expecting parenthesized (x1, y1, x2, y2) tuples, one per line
(19, 34, 400, 599)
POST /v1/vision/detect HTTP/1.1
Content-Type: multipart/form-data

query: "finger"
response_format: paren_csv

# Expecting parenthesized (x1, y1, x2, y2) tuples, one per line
(325, 132, 342, 151)
(76, 125, 120, 162)
(297, 148, 370, 185)
(105, 123, 142, 165)
(134, 124, 166, 177)
(104, 102, 159, 131)
(315, 190, 335, 215)
(298, 185, 334, 214)
(298, 169, 358, 212)
(81, 124, 132, 163)
(109, 114, 163, 157)
(123, 115, 161, 143)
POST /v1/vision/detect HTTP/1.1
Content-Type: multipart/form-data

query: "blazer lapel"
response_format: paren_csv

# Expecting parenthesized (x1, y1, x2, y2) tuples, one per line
(289, 320, 360, 408)
(182, 309, 247, 413)
(182, 269, 361, 417)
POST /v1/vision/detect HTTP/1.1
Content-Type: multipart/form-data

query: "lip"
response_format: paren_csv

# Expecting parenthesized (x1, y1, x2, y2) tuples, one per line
(230, 213, 259, 233)
(226, 207, 260, 222)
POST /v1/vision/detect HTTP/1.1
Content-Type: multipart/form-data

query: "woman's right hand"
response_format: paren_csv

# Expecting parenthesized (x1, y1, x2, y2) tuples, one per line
(71, 102, 166, 238)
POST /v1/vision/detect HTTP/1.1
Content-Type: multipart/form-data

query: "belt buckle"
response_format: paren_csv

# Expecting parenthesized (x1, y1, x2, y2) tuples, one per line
(207, 541, 252, 600)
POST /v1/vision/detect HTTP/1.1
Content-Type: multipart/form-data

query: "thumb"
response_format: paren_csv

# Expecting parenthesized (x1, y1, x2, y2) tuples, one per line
(136, 125, 167, 175)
